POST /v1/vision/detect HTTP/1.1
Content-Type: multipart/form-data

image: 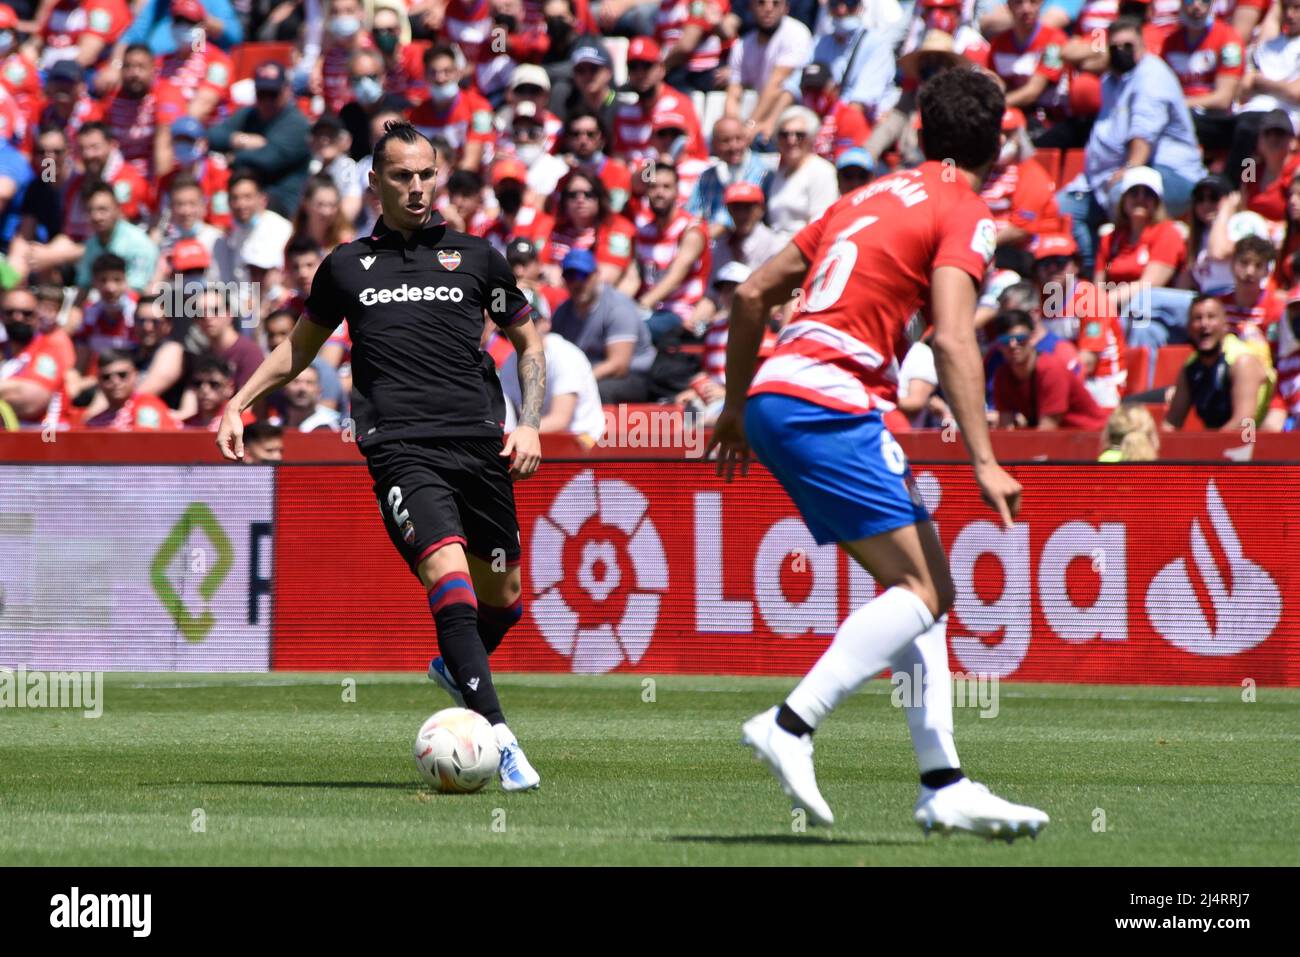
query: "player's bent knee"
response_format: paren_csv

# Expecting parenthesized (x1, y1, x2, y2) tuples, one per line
(417, 540, 470, 592)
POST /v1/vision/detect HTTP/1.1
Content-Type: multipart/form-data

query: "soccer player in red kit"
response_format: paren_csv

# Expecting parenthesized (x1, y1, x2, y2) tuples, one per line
(709, 67, 1049, 839)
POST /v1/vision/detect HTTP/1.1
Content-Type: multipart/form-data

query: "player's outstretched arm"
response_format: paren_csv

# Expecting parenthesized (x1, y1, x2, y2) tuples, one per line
(930, 265, 1021, 529)
(709, 242, 809, 481)
(216, 317, 333, 460)
(500, 318, 545, 480)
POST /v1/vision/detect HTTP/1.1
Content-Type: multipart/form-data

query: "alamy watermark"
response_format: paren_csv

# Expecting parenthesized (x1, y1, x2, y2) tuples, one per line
(154, 275, 263, 331)
(596, 404, 707, 458)
(890, 665, 999, 719)
(0, 666, 103, 718)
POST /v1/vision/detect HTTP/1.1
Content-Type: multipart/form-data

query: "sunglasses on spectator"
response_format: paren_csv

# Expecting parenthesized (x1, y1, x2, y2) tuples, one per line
(562, 270, 590, 283)
(98, 369, 132, 381)
(374, 26, 399, 34)
(997, 333, 1030, 346)
(565, 189, 596, 200)
(1111, 42, 1136, 52)
(574, 64, 602, 76)
(779, 129, 808, 141)
(1036, 255, 1071, 270)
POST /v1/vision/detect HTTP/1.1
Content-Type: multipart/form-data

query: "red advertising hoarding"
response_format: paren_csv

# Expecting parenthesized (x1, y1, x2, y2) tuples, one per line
(272, 462, 1300, 686)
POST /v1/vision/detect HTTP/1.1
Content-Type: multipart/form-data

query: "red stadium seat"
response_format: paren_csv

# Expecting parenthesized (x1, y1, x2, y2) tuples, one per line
(1059, 149, 1086, 188)
(1028, 148, 1060, 185)
(1122, 346, 1150, 395)
(1152, 345, 1193, 390)
(231, 42, 297, 82)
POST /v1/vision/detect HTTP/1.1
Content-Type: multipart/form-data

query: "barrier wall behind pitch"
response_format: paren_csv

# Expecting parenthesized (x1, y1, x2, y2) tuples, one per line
(1, 462, 1295, 684)
(272, 462, 1300, 686)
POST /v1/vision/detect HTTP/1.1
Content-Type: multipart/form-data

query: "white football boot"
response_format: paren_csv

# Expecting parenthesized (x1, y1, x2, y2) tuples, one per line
(914, 778, 1049, 842)
(495, 724, 540, 792)
(426, 656, 467, 708)
(741, 706, 834, 827)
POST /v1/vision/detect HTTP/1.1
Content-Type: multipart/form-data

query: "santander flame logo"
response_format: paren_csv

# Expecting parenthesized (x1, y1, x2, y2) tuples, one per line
(530, 470, 668, 673)
(1145, 480, 1281, 656)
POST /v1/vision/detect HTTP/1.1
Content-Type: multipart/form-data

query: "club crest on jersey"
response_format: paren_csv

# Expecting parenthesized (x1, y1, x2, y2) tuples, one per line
(401, 520, 416, 545)
(438, 250, 462, 271)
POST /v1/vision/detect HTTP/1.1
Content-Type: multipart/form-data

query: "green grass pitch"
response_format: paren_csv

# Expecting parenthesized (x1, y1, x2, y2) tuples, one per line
(1, 673, 1297, 866)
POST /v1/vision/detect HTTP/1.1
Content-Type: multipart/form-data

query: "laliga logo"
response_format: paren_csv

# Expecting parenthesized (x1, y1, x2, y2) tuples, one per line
(1146, 480, 1281, 655)
(530, 470, 668, 673)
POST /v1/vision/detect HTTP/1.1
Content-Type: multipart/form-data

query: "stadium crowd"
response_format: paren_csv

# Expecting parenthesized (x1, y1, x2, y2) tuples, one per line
(3, 0, 1300, 450)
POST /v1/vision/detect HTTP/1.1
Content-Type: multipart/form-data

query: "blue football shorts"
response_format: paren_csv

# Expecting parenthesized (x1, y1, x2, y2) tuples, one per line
(744, 392, 930, 546)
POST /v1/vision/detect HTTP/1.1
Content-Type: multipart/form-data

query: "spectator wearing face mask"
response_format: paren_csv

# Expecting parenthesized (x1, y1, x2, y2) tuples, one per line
(725, 0, 812, 147)
(778, 0, 897, 126)
(314, 0, 376, 115)
(117, 0, 240, 58)
(500, 100, 569, 196)
(407, 43, 495, 171)
(371, 0, 424, 104)
(341, 50, 410, 161)
(503, 64, 562, 152)
(0, 287, 72, 427)
(153, 0, 233, 121)
(1057, 17, 1205, 274)
(156, 116, 231, 229)
(989, 0, 1068, 141)
(0, 6, 41, 122)
(483, 159, 556, 261)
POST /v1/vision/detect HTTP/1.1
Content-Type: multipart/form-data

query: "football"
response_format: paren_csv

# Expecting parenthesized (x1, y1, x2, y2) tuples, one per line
(413, 708, 500, 793)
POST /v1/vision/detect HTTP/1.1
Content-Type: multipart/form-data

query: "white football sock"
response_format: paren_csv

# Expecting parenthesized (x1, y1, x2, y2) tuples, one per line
(785, 586, 936, 730)
(888, 614, 960, 773)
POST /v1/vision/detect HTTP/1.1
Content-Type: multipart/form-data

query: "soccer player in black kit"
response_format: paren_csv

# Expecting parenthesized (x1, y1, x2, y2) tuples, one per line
(217, 122, 547, 790)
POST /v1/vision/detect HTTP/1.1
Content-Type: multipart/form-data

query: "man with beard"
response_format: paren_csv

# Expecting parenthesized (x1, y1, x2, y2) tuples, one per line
(724, 0, 810, 146)
(1164, 295, 1275, 432)
(100, 44, 186, 181)
(611, 37, 707, 162)
(633, 164, 711, 344)
(687, 116, 772, 240)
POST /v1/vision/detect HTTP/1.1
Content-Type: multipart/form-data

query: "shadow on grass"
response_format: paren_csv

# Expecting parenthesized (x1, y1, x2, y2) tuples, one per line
(173, 780, 428, 791)
(665, 834, 917, 848)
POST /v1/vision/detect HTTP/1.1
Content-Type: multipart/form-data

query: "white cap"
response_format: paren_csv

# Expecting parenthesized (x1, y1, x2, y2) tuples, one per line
(1118, 165, 1164, 201)
(242, 237, 284, 271)
(714, 261, 752, 286)
(505, 100, 539, 125)
(510, 64, 551, 91)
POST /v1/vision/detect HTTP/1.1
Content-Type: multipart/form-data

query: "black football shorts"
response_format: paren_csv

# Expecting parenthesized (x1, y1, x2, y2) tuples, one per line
(365, 437, 522, 576)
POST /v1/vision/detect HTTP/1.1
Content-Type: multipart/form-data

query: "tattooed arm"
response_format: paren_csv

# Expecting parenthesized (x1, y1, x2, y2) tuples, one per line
(501, 318, 546, 479)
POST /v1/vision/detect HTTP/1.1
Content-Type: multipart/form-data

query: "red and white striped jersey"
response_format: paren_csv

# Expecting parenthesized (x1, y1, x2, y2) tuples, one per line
(750, 162, 995, 415)
(656, 0, 730, 74)
(101, 83, 186, 179)
(77, 294, 139, 354)
(703, 314, 777, 384)
(322, 37, 374, 116)
(408, 89, 496, 154)
(612, 86, 707, 162)
(635, 210, 712, 322)
(158, 45, 233, 112)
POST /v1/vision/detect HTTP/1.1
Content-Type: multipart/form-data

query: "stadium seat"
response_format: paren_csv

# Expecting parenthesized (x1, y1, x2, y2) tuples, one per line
(1123, 346, 1150, 395)
(231, 42, 296, 82)
(1028, 148, 1059, 184)
(1059, 148, 1086, 188)
(1152, 345, 1193, 390)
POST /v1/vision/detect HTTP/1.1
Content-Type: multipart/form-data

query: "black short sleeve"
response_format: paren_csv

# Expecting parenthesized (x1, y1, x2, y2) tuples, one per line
(482, 245, 534, 330)
(304, 250, 346, 330)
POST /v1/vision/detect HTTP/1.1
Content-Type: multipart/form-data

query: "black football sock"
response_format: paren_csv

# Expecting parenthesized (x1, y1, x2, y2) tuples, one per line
(428, 572, 505, 725)
(776, 703, 814, 738)
(920, 768, 965, 790)
(477, 596, 523, 655)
